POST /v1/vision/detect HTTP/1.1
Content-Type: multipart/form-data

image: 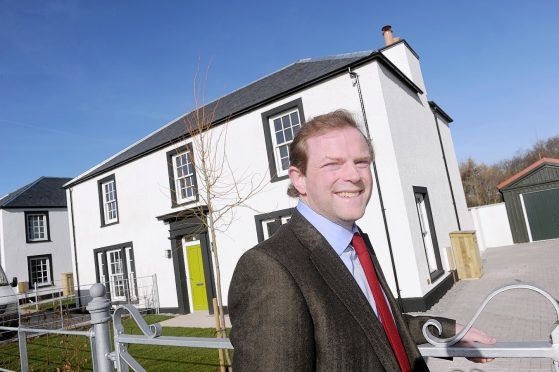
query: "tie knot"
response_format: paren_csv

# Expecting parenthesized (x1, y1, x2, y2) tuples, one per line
(351, 233, 368, 255)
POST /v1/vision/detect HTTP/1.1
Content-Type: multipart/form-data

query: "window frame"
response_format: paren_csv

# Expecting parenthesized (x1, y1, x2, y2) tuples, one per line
(167, 143, 199, 208)
(254, 207, 295, 242)
(24, 211, 50, 243)
(97, 174, 119, 227)
(412, 186, 443, 282)
(27, 254, 54, 288)
(93, 242, 138, 303)
(261, 98, 305, 182)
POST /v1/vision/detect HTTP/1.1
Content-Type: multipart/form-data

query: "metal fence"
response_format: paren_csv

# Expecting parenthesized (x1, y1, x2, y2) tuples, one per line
(1, 283, 558, 371)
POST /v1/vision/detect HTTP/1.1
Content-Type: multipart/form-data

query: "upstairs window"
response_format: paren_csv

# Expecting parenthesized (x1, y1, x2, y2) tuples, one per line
(167, 144, 198, 207)
(261, 98, 305, 181)
(25, 211, 49, 242)
(98, 175, 119, 226)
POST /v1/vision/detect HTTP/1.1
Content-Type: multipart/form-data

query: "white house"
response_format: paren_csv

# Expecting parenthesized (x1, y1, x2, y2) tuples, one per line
(0, 177, 73, 293)
(65, 27, 473, 314)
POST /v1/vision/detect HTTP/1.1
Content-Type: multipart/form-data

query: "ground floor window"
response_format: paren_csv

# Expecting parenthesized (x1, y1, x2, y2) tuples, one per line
(28, 254, 53, 287)
(94, 243, 137, 303)
(413, 186, 443, 281)
(254, 208, 294, 242)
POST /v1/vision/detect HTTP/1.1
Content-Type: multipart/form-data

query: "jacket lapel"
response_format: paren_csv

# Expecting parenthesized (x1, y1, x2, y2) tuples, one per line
(362, 233, 421, 366)
(289, 211, 400, 371)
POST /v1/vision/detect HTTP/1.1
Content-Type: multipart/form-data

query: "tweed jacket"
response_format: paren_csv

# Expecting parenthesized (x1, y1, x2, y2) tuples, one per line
(228, 210, 455, 371)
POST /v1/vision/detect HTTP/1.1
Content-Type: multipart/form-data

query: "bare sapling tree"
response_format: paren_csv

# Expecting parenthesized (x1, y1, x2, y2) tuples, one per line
(176, 66, 268, 369)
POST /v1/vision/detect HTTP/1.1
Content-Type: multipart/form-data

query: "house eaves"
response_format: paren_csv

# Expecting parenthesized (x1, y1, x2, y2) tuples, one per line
(428, 101, 454, 124)
(65, 49, 423, 189)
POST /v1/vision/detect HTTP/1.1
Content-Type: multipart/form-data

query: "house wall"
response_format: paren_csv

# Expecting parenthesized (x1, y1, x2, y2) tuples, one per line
(0, 208, 72, 287)
(469, 203, 513, 251)
(373, 43, 471, 299)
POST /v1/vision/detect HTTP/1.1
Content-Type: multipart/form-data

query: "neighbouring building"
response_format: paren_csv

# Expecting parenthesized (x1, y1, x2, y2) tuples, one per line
(65, 26, 473, 314)
(0, 177, 73, 293)
(498, 157, 559, 243)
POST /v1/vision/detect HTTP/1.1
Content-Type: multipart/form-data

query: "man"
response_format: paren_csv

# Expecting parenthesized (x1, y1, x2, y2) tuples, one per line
(228, 110, 494, 371)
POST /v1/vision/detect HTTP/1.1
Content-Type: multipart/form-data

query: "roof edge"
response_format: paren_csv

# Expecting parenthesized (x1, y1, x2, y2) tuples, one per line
(0, 176, 45, 207)
(429, 101, 454, 123)
(497, 157, 559, 190)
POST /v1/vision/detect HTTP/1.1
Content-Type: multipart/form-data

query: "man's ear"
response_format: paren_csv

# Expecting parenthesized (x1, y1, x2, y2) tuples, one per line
(288, 166, 306, 196)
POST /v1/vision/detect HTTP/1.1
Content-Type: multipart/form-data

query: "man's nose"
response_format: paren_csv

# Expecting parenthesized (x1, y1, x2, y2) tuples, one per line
(341, 162, 361, 182)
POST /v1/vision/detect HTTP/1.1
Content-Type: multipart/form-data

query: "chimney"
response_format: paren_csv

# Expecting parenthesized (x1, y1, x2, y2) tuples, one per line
(381, 25, 400, 46)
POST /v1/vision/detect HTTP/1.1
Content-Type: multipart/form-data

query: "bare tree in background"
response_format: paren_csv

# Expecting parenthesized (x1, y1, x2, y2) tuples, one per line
(460, 135, 559, 207)
(171, 67, 268, 370)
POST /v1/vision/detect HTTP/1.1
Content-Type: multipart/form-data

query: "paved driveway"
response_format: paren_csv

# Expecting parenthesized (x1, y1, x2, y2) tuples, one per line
(419, 239, 559, 371)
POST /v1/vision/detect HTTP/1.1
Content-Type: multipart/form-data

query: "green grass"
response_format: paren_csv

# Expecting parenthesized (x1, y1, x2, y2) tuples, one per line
(0, 314, 231, 371)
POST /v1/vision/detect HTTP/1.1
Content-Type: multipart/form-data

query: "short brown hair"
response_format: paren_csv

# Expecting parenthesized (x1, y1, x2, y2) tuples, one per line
(287, 109, 374, 197)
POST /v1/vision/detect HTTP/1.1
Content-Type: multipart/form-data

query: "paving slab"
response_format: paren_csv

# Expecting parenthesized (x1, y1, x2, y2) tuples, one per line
(159, 310, 231, 328)
(416, 238, 559, 371)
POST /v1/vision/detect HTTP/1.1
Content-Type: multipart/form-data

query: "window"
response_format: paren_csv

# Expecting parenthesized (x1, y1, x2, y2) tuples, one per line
(94, 242, 137, 303)
(24, 211, 50, 242)
(413, 186, 443, 281)
(97, 175, 119, 226)
(167, 144, 198, 207)
(261, 98, 305, 181)
(254, 208, 294, 242)
(28, 254, 53, 287)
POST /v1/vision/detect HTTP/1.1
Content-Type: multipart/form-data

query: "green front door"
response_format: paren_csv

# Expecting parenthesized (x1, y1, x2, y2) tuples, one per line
(523, 187, 559, 241)
(186, 244, 208, 311)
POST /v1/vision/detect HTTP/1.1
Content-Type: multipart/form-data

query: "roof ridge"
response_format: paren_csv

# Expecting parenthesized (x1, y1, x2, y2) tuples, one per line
(296, 50, 372, 63)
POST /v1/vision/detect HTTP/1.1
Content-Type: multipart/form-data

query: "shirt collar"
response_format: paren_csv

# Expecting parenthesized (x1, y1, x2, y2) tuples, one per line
(296, 201, 359, 256)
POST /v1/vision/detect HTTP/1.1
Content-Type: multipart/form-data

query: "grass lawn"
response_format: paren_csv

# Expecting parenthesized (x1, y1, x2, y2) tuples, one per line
(0, 314, 231, 371)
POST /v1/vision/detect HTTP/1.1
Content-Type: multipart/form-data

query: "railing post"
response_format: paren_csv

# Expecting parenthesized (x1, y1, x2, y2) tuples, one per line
(86, 283, 113, 372)
(18, 329, 29, 372)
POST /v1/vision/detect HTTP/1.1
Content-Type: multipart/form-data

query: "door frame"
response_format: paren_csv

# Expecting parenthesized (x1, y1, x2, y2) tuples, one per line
(160, 208, 216, 314)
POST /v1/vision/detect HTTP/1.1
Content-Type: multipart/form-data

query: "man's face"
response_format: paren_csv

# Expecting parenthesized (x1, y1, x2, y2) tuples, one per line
(289, 126, 373, 229)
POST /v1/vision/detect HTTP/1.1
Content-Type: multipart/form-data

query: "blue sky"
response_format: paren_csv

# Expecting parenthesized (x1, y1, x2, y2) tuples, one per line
(1, 1, 558, 196)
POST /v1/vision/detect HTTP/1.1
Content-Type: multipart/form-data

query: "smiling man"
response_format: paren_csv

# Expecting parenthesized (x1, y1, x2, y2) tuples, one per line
(228, 110, 494, 371)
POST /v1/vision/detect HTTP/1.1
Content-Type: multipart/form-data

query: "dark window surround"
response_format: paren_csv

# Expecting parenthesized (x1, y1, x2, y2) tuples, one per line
(93, 242, 138, 303)
(27, 253, 54, 287)
(97, 174, 119, 227)
(254, 207, 295, 243)
(166, 143, 199, 208)
(413, 186, 443, 282)
(261, 98, 305, 182)
(24, 211, 51, 243)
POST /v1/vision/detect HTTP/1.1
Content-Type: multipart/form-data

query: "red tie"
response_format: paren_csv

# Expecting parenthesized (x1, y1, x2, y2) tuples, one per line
(352, 233, 411, 372)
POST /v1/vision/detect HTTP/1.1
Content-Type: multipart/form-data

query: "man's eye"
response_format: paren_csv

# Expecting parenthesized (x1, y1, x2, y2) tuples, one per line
(323, 163, 340, 169)
(356, 161, 371, 168)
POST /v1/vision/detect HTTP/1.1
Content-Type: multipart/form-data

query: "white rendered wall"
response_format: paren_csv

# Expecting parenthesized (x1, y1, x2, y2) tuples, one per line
(435, 114, 475, 232)
(374, 60, 462, 298)
(0, 208, 72, 287)
(381, 42, 426, 94)
(469, 203, 513, 251)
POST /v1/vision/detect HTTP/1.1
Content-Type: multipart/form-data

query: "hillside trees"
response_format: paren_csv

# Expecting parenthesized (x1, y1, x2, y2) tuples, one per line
(460, 135, 559, 207)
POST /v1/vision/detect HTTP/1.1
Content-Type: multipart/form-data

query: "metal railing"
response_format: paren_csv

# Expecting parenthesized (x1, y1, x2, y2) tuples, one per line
(1, 283, 558, 371)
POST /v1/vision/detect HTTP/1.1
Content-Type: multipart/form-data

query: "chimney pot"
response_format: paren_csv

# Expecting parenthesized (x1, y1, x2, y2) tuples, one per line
(381, 25, 395, 46)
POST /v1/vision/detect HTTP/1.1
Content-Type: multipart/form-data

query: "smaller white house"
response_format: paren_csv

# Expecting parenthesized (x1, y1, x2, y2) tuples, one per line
(0, 177, 73, 294)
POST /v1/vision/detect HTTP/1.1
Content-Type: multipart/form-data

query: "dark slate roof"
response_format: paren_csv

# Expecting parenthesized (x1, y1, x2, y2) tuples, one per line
(0, 177, 72, 208)
(66, 42, 422, 188)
